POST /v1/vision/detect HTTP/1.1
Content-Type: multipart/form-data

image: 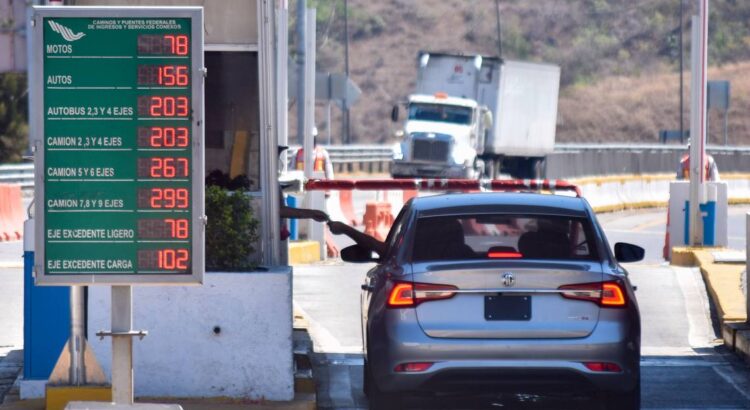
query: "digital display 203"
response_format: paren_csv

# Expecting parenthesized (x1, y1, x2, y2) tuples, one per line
(137, 95, 190, 117)
(137, 126, 190, 148)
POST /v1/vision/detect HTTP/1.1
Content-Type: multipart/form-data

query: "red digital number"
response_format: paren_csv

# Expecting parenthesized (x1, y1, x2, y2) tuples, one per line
(150, 188, 189, 209)
(158, 249, 189, 270)
(149, 96, 188, 117)
(158, 65, 189, 86)
(149, 96, 189, 117)
(165, 218, 189, 239)
(149, 157, 189, 178)
(164, 35, 189, 56)
(149, 127, 189, 148)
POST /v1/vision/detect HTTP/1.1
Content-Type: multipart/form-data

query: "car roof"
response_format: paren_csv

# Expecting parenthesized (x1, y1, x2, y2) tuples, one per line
(410, 192, 590, 218)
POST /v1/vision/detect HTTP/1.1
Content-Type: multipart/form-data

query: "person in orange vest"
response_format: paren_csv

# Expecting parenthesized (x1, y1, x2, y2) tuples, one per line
(292, 127, 334, 180)
(677, 141, 720, 181)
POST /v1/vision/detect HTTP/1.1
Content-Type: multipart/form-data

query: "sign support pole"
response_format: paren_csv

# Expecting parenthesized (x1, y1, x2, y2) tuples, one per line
(69, 286, 85, 385)
(110, 286, 134, 404)
(688, 0, 709, 246)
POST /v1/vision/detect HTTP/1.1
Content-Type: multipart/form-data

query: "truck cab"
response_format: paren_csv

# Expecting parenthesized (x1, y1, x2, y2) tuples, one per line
(392, 93, 486, 179)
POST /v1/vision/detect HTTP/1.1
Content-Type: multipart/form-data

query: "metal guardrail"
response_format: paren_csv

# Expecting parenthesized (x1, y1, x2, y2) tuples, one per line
(292, 145, 393, 163)
(5, 143, 750, 189)
(0, 163, 34, 189)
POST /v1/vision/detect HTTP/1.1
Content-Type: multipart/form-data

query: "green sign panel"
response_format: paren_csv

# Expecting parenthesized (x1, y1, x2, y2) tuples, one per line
(32, 7, 204, 285)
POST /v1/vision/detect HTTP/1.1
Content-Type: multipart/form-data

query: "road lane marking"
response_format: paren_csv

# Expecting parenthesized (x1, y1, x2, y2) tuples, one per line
(640, 357, 727, 367)
(632, 217, 667, 232)
(674, 266, 720, 348)
(293, 302, 363, 354)
(713, 365, 750, 402)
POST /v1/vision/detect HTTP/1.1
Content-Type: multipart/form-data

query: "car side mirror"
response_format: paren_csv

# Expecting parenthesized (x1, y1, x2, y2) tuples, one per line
(614, 242, 644, 263)
(391, 105, 399, 122)
(341, 245, 378, 263)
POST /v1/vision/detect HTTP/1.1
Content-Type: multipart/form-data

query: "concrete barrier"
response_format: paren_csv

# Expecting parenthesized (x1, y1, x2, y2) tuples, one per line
(0, 183, 24, 241)
(88, 268, 294, 401)
(570, 174, 673, 213)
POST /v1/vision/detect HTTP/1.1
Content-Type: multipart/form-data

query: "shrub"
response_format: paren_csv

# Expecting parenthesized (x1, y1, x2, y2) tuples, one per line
(205, 185, 259, 271)
(0, 73, 28, 163)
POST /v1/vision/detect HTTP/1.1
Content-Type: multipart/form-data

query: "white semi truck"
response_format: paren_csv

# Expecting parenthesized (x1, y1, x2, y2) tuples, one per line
(391, 52, 561, 179)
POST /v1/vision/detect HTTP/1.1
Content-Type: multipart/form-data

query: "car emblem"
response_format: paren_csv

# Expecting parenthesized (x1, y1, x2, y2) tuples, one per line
(502, 272, 515, 287)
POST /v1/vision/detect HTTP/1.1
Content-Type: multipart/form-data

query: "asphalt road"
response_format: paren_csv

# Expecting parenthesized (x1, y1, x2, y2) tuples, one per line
(294, 206, 750, 409)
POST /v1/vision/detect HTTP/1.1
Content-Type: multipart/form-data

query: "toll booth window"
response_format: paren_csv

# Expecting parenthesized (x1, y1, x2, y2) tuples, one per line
(204, 52, 260, 191)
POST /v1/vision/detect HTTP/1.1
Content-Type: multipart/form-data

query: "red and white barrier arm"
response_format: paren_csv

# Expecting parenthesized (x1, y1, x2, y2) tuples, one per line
(305, 178, 581, 197)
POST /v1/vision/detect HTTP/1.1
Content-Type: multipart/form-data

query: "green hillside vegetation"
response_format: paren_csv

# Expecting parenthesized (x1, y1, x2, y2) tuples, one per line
(302, 0, 750, 144)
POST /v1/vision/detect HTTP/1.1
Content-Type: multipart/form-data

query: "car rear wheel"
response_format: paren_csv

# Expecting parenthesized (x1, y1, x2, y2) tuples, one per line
(601, 383, 640, 410)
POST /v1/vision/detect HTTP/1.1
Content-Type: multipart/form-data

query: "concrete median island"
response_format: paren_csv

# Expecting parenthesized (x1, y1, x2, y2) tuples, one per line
(671, 247, 750, 360)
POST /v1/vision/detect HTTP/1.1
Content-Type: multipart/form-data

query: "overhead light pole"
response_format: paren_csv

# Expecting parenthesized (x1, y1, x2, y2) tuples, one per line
(679, 0, 684, 143)
(343, 0, 350, 144)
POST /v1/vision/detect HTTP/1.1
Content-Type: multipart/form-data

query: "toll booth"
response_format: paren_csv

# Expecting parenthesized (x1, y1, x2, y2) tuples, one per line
(22, 0, 291, 400)
(667, 181, 729, 259)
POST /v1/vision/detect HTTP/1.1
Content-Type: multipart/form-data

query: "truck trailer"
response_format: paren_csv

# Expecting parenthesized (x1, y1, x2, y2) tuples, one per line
(391, 52, 561, 179)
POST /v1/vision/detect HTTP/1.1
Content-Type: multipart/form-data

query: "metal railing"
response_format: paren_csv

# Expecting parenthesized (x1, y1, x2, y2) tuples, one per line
(0, 163, 34, 189)
(5, 143, 750, 189)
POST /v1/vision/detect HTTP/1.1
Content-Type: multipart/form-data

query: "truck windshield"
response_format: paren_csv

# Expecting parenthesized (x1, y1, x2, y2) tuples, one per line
(408, 103, 472, 125)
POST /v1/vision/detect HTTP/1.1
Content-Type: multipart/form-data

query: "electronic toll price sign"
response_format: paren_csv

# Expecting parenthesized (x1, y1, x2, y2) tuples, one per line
(31, 7, 205, 285)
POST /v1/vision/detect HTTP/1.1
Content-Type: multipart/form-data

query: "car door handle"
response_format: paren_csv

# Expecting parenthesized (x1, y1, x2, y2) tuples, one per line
(361, 284, 374, 292)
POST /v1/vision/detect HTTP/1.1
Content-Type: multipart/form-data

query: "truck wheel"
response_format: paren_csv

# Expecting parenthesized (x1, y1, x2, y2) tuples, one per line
(527, 157, 541, 179)
(484, 160, 495, 179)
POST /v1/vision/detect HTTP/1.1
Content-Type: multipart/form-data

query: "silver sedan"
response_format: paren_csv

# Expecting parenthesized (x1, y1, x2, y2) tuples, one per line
(342, 192, 643, 410)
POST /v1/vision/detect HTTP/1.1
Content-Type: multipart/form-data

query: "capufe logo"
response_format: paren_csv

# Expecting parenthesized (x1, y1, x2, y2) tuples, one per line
(48, 20, 85, 42)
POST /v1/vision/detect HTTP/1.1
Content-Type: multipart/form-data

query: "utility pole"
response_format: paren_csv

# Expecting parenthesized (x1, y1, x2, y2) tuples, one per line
(688, 0, 709, 246)
(495, 0, 503, 57)
(679, 0, 684, 143)
(342, 0, 350, 144)
(296, 0, 307, 146)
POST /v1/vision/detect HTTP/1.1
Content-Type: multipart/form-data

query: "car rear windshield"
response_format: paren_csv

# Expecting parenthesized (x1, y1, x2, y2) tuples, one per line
(411, 214, 599, 262)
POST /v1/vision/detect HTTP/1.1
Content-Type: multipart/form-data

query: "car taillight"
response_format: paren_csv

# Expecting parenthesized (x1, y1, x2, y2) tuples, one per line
(394, 362, 434, 372)
(387, 282, 458, 308)
(558, 281, 627, 308)
(601, 282, 626, 306)
(583, 362, 622, 373)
